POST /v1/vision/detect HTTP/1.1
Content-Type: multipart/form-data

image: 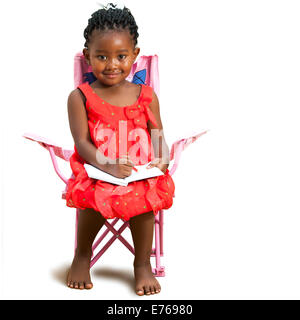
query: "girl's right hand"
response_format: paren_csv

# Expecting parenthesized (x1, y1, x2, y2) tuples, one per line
(106, 155, 135, 179)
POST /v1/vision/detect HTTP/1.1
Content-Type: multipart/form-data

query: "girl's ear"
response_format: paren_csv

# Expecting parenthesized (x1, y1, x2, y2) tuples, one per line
(133, 47, 140, 61)
(83, 48, 90, 65)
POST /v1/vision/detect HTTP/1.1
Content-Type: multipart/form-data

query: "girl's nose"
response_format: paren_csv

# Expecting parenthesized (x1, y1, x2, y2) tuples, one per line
(106, 58, 119, 70)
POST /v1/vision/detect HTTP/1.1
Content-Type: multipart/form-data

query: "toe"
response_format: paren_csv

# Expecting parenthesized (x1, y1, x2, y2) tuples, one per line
(154, 284, 161, 293)
(69, 281, 74, 288)
(74, 282, 79, 289)
(145, 286, 151, 295)
(79, 282, 85, 290)
(150, 286, 155, 294)
(85, 282, 93, 289)
(136, 288, 144, 296)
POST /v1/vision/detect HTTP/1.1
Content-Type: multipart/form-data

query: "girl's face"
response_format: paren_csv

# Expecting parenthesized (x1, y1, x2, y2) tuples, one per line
(83, 29, 140, 87)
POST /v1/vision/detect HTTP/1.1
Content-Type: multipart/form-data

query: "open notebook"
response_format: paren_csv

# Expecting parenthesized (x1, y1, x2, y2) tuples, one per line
(84, 162, 164, 186)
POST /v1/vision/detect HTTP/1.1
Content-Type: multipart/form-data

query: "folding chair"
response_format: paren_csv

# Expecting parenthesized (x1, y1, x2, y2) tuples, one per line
(23, 53, 207, 277)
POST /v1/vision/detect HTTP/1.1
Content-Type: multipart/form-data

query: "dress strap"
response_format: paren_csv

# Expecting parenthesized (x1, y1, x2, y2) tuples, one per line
(77, 82, 94, 106)
(77, 82, 118, 126)
(142, 85, 153, 104)
(142, 86, 159, 128)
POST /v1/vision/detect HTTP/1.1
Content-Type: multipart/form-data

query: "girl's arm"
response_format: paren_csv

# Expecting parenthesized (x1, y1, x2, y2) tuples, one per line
(67, 89, 135, 178)
(147, 91, 170, 171)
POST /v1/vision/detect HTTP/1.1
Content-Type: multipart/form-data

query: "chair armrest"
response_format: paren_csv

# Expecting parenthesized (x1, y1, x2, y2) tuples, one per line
(169, 140, 185, 176)
(23, 132, 74, 161)
(23, 132, 73, 184)
(168, 130, 208, 176)
(48, 147, 69, 184)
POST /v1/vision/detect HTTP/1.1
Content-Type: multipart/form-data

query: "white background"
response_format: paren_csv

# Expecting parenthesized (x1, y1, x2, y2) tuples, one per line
(1, 0, 300, 300)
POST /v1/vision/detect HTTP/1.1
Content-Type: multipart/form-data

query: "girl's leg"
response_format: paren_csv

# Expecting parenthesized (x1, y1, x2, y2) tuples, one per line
(129, 211, 161, 296)
(67, 207, 106, 289)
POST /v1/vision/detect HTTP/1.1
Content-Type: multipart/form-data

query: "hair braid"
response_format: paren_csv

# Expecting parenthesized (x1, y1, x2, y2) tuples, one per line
(83, 4, 139, 49)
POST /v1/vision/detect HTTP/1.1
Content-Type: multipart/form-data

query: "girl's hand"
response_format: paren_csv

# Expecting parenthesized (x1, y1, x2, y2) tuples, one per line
(106, 155, 135, 179)
(146, 158, 169, 174)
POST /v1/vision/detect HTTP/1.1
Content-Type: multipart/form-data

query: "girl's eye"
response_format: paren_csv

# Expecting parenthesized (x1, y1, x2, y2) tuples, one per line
(97, 55, 126, 60)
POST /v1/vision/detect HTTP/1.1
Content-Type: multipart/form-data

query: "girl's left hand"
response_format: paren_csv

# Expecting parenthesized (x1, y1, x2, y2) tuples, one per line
(146, 158, 169, 174)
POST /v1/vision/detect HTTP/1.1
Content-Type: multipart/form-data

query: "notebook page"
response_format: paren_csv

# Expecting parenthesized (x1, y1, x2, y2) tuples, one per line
(124, 163, 164, 183)
(83, 164, 128, 186)
(84, 162, 164, 186)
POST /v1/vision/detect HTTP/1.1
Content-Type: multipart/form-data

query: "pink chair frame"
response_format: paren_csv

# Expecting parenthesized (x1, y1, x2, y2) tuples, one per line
(23, 130, 207, 276)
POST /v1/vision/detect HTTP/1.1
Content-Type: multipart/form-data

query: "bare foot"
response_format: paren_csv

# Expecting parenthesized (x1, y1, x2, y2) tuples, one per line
(134, 262, 161, 296)
(67, 251, 93, 290)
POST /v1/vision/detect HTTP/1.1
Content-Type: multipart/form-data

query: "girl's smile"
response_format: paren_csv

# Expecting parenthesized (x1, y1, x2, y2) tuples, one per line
(83, 29, 140, 88)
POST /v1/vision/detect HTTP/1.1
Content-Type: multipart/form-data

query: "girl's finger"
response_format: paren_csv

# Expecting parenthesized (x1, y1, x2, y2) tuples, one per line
(119, 155, 134, 167)
(125, 157, 134, 166)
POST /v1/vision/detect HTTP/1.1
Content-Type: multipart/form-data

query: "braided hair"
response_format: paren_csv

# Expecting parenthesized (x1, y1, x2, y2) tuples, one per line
(83, 3, 139, 49)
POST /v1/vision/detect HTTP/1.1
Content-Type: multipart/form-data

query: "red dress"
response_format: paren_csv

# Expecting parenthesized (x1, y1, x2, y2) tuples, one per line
(65, 82, 175, 220)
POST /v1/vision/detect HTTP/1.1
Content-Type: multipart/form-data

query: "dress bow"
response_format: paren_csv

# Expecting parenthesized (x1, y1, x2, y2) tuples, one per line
(124, 104, 147, 128)
(124, 104, 158, 129)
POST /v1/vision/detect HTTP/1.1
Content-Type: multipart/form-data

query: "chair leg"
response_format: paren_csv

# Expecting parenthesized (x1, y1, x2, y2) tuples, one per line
(74, 208, 79, 255)
(91, 218, 119, 258)
(90, 221, 132, 268)
(74, 209, 166, 276)
(151, 210, 164, 257)
(103, 221, 134, 254)
(159, 210, 164, 256)
(152, 210, 165, 277)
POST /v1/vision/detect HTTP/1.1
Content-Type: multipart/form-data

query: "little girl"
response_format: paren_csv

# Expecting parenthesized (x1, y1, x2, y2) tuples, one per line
(65, 2, 175, 296)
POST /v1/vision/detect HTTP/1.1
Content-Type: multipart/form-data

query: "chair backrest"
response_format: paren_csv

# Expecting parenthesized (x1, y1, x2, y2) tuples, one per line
(74, 53, 160, 97)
